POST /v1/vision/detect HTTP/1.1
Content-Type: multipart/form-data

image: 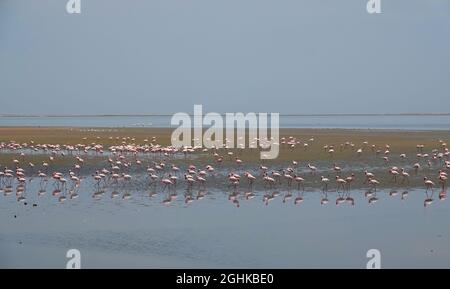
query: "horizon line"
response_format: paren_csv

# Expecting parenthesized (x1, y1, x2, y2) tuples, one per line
(1, 113, 450, 117)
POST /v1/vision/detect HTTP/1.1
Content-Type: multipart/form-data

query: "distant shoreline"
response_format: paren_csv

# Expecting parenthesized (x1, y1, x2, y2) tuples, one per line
(1, 113, 450, 118)
(0, 126, 449, 134)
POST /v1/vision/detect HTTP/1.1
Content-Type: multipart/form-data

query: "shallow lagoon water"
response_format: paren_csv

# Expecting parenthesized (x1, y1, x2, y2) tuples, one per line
(1, 177, 449, 268)
(2, 115, 450, 130)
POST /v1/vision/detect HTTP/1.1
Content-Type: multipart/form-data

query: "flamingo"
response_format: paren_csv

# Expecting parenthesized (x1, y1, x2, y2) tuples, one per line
(368, 178, 380, 191)
(400, 168, 410, 184)
(283, 173, 293, 188)
(271, 171, 282, 184)
(294, 175, 305, 191)
(333, 163, 341, 174)
(389, 168, 399, 183)
(169, 174, 178, 186)
(185, 174, 195, 189)
(364, 170, 375, 183)
(335, 176, 347, 192)
(196, 175, 206, 189)
(356, 148, 363, 156)
(244, 171, 256, 187)
(320, 176, 329, 192)
(307, 163, 317, 175)
(93, 173, 102, 187)
(263, 174, 276, 189)
(345, 173, 355, 191)
(424, 177, 435, 192)
(161, 177, 173, 190)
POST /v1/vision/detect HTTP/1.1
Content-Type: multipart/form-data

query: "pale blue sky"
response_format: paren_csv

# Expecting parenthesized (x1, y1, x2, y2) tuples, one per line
(0, 0, 449, 115)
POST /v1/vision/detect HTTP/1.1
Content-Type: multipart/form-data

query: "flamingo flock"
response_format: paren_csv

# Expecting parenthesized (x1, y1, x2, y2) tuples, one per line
(0, 135, 449, 208)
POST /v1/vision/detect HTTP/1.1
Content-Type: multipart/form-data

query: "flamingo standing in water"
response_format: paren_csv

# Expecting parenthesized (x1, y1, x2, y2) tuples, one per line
(171, 165, 180, 175)
(437, 171, 447, 190)
(335, 176, 347, 192)
(263, 174, 275, 189)
(4, 170, 14, 186)
(283, 172, 293, 188)
(294, 175, 305, 191)
(345, 173, 355, 191)
(307, 163, 317, 175)
(424, 177, 435, 192)
(368, 178, 380, 191)
(93, 173, 102, 188)
(228, 173, 240, 190)
(169, 174, 178, 187)
(389, 168, 399, 183)
(161, 177, 173, 191)
(400, 168, 410, 184)
(364, 170, 375, 184)
(271, 171, 282, 184)
(185, 174, 195, 190)
(244, 171, 256, 187)
(196, 175, 206, 189)
(259, 165, 268, 174)
(333, 163, 341, 174)
(123, 174, 132, 182)
(320, 176, 329, 192)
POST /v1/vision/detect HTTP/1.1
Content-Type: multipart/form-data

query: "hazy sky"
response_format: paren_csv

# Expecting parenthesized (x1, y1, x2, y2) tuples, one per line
(1, 0, 449, 115)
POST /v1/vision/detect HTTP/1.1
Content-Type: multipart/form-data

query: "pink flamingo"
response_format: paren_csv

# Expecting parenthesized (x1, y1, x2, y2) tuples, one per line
(244, 171, 256, 187)
(424, 177, 435, 192)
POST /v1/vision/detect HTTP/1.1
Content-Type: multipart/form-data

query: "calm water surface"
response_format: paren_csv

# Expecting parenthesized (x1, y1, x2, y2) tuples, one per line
(0, 179, 449, 268)
(2, 115, 450, 130)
